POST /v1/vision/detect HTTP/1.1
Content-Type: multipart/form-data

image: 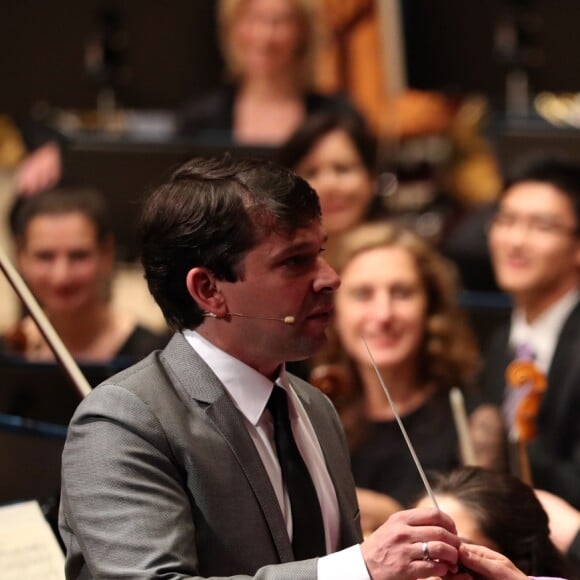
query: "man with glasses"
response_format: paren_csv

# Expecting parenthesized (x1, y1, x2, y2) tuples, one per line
(484, 156, 580, 508)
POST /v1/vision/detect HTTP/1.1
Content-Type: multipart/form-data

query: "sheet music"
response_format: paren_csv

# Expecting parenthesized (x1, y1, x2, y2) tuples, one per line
(0, 500, 65, 580)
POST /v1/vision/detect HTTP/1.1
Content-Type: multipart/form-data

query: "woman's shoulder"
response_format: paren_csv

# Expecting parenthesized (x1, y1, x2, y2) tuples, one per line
(116, 324, 169, 359)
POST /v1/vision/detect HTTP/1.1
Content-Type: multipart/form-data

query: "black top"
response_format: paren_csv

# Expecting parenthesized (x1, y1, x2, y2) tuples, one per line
(0, 324, 169, 426)
(178, 85, 363, 145)
(116, 324, 169, 364)
(350, 389, 460, 507)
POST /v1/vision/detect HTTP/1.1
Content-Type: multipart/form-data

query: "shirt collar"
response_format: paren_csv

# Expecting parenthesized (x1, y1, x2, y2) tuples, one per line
(510, 289, 579, 369)
(182, 329, 289, 426)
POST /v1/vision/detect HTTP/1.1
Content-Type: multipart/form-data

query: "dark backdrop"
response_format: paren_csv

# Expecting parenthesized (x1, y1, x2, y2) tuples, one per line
(0, 0, 221, 115)
(403, 0, 580, 102)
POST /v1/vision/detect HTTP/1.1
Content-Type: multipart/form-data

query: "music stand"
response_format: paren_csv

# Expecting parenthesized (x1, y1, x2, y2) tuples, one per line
(0, 356, 120, 426)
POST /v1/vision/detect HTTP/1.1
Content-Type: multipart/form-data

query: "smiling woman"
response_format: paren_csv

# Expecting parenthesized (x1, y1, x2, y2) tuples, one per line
(3, 188, 167, 364)
(278, 110, 388, 267)
(179, 0, 361, 145)
(309, 222, 491, 532)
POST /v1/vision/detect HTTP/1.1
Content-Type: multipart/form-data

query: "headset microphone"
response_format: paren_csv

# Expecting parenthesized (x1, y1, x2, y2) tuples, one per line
(203, 312, 295, 325)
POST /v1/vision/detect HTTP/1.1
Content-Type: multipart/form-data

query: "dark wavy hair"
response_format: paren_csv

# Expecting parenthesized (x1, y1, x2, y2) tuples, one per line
(138, 155, 321, 330)
(278, 110, 387, 230)
(278, 110, 377, 173)
(12, 186, 112, 244)
(323, 222, 479, 390)
(424, 467, 577, 579)
(310, 222, 479, 450)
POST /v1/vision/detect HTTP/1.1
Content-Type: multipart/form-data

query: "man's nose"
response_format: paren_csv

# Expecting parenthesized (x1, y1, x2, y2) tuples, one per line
(313, 256, 340, 294)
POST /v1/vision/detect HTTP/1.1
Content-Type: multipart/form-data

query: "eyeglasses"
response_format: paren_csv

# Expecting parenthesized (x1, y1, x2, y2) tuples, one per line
(488, 211, 579, 237)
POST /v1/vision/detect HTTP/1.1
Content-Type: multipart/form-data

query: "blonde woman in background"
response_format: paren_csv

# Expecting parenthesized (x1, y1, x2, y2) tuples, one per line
(179, 0, 362, 145)
(311, 222, 503, 534)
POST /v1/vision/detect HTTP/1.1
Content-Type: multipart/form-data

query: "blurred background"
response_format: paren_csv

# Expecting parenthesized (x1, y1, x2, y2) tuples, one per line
(2, 0, 580, 309)
(2, 0, 580, 544)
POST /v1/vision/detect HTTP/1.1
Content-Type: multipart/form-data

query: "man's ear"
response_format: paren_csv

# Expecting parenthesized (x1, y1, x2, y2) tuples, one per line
(186, 267, 227, 315)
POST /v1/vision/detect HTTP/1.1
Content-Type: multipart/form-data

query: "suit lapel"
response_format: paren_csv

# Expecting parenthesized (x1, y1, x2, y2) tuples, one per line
(160, 334, 294, 562)
(203, 397, 294, 562)
(484, 323, 513, 405)
(545, 301, 580, 414)
(548, 301, 580, 385)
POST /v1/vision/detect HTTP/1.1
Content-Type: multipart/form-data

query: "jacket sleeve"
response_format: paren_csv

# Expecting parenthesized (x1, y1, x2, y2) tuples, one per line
(60, 383, 319, 579)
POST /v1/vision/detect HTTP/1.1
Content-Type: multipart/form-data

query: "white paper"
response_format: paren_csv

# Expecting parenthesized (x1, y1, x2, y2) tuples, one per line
(0, 500, 65, 580)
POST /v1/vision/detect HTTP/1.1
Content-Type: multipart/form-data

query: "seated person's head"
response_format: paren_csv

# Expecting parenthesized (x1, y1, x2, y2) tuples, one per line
(414, 466, 577, 579)
(13, 187, 114, 316)
(488, 155, 580, 303)
(327, 222, 477, 390)
(279, 111, 381, 237)
(218, 0, 315, 84)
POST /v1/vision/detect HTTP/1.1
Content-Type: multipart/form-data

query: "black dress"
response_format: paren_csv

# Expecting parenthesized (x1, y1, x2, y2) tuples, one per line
(113, 324, 169, 367)
(350, 389, 460, 507)
(178, 85, 363, 145)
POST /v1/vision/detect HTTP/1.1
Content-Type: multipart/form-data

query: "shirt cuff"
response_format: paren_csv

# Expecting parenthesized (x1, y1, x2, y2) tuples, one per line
(317, 544, 370, 580)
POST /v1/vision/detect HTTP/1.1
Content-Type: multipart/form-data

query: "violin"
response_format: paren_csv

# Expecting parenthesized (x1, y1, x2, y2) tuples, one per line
(309, 363, 358, 412)
(504, 357, 547, 484)
(505, 359, 547, 442)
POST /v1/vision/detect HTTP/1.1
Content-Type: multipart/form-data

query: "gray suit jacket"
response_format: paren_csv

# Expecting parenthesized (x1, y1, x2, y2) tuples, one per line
(60, 333, 362, 579)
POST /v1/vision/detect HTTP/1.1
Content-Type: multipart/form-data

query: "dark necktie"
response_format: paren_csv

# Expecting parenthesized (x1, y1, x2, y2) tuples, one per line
(267, 385, 326, 559)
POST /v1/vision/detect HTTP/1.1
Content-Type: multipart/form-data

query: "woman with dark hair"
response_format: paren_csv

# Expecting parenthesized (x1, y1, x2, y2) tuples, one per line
(310, 222, 504, 533)
(278, 110, 388, 267)
(4, 187, 167, 364)
(415, 466, 577, 580)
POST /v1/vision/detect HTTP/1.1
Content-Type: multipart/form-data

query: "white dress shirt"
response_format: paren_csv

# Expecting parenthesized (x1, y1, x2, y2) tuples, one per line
(183, 330, 369, 579)
(509, 289, 580, 373)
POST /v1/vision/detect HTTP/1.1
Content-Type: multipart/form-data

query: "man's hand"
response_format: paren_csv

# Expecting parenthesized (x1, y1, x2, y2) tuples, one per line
(360, 507, 461, 580)
(456, 543, 528, 580)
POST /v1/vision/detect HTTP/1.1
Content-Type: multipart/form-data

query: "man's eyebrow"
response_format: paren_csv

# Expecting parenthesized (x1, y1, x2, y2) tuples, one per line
(272, 236, 327, 260)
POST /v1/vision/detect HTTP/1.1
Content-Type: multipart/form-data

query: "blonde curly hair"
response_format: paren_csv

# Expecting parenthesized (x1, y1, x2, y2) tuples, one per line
(323, 222, 480, 391)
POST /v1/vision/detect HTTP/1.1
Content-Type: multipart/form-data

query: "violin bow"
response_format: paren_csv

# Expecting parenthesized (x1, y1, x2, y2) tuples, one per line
(362, 335, 440, 509)
(0, 243, 92, 399)
(449, 387, 477, 466)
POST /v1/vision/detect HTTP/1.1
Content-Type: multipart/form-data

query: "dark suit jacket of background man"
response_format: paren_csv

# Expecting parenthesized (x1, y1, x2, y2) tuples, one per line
(483, 300, 580, 509)
(59, 333, 362, 579)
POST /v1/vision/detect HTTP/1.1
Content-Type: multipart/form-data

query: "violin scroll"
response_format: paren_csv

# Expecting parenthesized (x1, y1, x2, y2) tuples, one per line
(309, 363, 357, 412)
(505, 359, 547, 442)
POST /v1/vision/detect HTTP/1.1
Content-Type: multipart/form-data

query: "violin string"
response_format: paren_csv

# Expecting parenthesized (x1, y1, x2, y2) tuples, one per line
(361, 335, 440, 510)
